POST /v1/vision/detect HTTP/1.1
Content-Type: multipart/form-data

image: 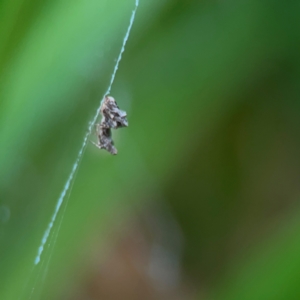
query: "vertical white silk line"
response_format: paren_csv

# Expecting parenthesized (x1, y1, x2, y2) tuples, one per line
(34, 0, 140, 265)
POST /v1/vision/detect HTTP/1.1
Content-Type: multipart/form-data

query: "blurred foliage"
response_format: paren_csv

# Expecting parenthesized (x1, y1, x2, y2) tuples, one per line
(1, 0, 300, 299)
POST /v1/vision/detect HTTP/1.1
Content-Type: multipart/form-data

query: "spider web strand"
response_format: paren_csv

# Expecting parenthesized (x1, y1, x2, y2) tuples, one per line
(34, 0, 139, 265)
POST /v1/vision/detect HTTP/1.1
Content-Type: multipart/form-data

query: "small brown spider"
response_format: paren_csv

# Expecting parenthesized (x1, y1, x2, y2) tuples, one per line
(92, 96, 128, 155)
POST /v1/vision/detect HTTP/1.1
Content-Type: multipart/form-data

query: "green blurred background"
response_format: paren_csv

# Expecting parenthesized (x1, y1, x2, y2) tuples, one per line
(1, 0, 300, 299)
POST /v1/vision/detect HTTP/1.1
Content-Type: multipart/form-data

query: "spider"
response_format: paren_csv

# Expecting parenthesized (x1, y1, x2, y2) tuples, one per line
(92, 96, 128, 155)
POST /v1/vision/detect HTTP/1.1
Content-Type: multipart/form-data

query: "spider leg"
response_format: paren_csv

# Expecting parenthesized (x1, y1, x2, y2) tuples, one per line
(91, 140, 102, 149)
(95, 123, 101, 133)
